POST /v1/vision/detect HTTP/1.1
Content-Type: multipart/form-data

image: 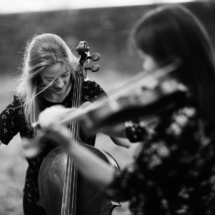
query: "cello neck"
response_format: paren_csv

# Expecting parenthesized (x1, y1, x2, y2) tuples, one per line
(61, 69, 84, 215)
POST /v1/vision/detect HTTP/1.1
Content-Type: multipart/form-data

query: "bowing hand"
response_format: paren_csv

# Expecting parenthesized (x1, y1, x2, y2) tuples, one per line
(22, 123, 73, 158)
(39, 124, 72, 150)
(36, 102, 95, 129)
(38, 105, 75, 128)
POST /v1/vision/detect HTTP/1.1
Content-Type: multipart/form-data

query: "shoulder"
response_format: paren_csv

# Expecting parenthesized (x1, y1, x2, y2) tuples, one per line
(81, 79, 107, 101)
(11, 95, 23, 107)
(9, 95, 24, 112)
(0, 95, 23, 116)
(83, 79, 107, 95)
(83, 79, 104, 90)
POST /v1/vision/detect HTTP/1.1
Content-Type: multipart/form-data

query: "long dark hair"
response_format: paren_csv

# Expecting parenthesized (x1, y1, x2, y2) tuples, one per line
(131, 4, 215, 124)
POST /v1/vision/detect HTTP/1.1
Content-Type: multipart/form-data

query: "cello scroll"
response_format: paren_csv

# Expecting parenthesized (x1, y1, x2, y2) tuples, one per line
(76, 41, 100, 75)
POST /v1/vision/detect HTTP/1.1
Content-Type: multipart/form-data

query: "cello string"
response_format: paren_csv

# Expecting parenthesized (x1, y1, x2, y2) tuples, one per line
(67, 72, 83, 215)
(69, 79, 78, 215)
(61, 76, 78, 215)
(71, 76, 83, 214)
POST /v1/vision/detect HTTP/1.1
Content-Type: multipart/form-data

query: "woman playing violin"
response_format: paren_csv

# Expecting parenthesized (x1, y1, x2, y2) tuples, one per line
(37, 4, 215, 215)
(0, 33, 126, 215)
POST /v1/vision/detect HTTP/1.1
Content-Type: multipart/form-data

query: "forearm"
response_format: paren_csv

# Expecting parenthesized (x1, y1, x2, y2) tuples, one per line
(99, 123, 126, 138)
(109, 136, 131, 148)
(38, 124, 117, 189)
(70, 143, 115, 189)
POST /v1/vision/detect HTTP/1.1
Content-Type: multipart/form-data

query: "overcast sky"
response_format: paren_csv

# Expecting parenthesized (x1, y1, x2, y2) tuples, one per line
(0, 0, 195, 14)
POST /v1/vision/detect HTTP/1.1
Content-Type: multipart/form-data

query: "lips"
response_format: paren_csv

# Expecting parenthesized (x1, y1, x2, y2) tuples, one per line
(54, 87, 64, 91)
(51, 86, 65, 94)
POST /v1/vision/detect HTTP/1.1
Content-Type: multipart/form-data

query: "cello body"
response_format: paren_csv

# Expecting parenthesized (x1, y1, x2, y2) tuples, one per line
(38, 144, 120, 215)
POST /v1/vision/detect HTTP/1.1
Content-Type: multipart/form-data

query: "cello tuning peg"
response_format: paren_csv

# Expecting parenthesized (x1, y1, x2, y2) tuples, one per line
(87, 53, 100, 62)
(91, 53, 100, 61)
(91, 64, 100, 72)
(85, 65, 100, 72)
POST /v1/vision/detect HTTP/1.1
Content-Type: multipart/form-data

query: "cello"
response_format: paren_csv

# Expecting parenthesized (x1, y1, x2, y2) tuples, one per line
(37, 41, 121, 215)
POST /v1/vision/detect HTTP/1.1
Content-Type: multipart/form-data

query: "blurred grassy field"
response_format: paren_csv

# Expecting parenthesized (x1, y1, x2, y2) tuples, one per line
(0, 76, 27, 215)
(0, 75, 141, 215)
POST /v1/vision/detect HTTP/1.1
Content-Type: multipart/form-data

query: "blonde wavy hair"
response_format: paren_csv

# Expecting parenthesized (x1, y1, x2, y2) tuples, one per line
(16, 33, 78, 129)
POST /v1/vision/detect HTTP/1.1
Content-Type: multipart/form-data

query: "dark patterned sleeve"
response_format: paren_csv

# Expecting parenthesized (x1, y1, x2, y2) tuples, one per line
(124, 120, 151, 143)
(82, 80, 108, 102)
(0, 96, 24, 145)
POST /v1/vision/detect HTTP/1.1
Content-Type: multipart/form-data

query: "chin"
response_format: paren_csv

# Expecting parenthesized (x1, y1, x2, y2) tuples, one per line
(52, 88, 66, 94)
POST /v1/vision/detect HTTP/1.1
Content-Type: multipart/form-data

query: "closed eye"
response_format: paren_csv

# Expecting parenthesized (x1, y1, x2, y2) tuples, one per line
(62, 71, 69, 77)
(46, 78, 54, 81)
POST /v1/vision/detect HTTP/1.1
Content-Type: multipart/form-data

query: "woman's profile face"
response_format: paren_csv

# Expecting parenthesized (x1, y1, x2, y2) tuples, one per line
(40, 62, 71, 96)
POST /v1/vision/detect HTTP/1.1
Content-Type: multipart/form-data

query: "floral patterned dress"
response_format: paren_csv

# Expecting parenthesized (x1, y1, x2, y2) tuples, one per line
(106, 99, 215, 215)
(0, 79, 107, 206)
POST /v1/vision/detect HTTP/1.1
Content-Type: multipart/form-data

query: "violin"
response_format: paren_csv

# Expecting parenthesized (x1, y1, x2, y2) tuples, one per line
(36, 60, 187, 135)
(37, 41, 121, 215)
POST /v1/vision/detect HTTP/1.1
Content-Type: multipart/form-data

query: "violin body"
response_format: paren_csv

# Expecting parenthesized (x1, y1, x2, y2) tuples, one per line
(38, 144, 120, 215)
(81, 89, 187, 134)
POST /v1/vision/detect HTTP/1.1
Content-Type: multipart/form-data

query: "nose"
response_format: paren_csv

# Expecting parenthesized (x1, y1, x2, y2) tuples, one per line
(55, 78, 64, 88)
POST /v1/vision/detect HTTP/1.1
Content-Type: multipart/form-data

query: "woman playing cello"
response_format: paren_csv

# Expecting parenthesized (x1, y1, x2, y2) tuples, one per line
(37, 4, 215, 215)
(0, 33, 125, 215)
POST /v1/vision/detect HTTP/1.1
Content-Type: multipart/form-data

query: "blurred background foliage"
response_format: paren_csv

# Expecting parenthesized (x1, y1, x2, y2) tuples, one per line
(0, 1, 215, 215)
(1, 2, 215, 82)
